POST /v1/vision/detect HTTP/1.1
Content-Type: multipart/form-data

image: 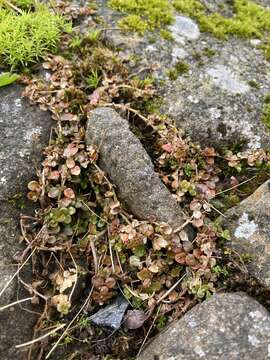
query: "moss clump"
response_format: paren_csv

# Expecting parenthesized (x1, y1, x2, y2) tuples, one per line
(160, 29, 174, 41)
(248, 79, 260, 89)
(173, 0, 270, 56)
(166, 60, 189, 80)
(108, 0, 174, 34)
(0, 3, 69, 68)
(262, 40, 270, 60)
(203, 47, 216, 57)
(118, 14, 148, 34)
(261, 93, 270, 130)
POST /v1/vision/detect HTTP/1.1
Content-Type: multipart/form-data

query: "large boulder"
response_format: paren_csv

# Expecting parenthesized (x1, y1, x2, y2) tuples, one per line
(86, 107, 188, 232)
(0, 84, 52, 359)
(139, 292, 270, 360)
(221, 180, 270, 289)
(95, 1, 270, 150)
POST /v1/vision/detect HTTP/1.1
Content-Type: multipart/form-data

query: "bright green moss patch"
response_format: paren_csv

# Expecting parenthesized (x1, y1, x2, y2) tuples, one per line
(118, 14, 148, 34)
(173, 0, 270, 58)
(108, 0, 174, 34)
(0, 3, 69, 68)
(160, 29, 174, 41)
(262, 93, 270, 130)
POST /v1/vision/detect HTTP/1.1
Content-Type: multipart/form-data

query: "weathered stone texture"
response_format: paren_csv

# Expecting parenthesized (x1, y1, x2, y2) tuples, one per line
(95, 1, 270, 150)
(139, 292, 270, 360)
(222, 180, 270, 289)
(86, 107, 186, 229)
(0, 84, 52, 359)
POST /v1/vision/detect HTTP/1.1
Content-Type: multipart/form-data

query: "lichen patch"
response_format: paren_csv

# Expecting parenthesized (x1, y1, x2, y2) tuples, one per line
(234, 212, 258, 240)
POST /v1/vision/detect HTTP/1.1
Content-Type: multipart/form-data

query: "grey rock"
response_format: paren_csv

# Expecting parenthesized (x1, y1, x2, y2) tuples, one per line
(0, 84, 52, 359)
(168, 15, 200, 42)
(138, 292, 270, 360)
(221, 180, 270, 289)
(89, 296, 129, 330)
(206, 64, 250, 94)
(86, 107, 187, 230)
(171, 47, 189, 63)
(162, 34, 270, 150)
(94, 1, 270, 150)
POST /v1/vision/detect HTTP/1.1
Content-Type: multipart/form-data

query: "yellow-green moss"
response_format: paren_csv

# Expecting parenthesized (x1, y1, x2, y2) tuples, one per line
(173, 0, 270, 48)
(118, 14, 148, 34)
(108, 0, 174, 34)
(0, 3, 69, 68)
(160, 29, 174, 41)
(262, 93, 270, 130)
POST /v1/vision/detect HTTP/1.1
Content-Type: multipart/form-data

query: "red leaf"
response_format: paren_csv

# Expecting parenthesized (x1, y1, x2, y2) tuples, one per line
(64, 188, 75, 199)
(162, 143, 173, 153)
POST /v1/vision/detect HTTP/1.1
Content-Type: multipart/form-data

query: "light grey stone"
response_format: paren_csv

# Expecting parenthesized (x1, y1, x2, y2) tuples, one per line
(169, 15, 200, 42)
(89, 296, 129, 329)
(138, 293, 270, 360)
(172, 47, 189, 62)
(206, 65, 250, 94)
(221, 180, 270, 289)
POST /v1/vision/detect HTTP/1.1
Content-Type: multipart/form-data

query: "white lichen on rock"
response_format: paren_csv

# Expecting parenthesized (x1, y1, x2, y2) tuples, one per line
(234, 212, 258, 240)
(206, 65, 250, 94)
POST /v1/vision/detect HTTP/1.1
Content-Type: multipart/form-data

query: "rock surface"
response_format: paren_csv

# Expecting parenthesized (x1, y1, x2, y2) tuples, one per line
(95, 0, 270, 150)
(89, 296, 129, 330)
(138, 292, 270, 360)
(0, 84, 52, 359)
(86, 107, 187, 230)
(222, 180, 270, 289)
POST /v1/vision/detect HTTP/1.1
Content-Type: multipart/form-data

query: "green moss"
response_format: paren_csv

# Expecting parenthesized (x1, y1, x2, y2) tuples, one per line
(175, 60, 189, 74)
(108, 0, 175, 34)
(248, 79, 260, 89)
(173, 0, 204, 17)
(160, 29, 174, 41)
(0, 3, 69, 68)
(203, 47, 216, 57)
(167, 60, 190, 79)
(262, 93, 270, 130)
(118, 14, 148, 34)
(173, 0, 270, 58)
(262, 40, 270, 60)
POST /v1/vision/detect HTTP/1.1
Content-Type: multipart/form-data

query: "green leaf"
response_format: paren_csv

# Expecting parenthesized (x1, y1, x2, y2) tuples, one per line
(133, 244, 146, 257)
(0, 72, 19, 88)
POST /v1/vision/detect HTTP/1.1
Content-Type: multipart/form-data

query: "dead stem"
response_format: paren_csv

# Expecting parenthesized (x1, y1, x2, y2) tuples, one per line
(45, 286, 94, 359)
(157, 273, 187, 304)
(0, 247, 36, 299)
(0, 297, 33, 312)
(107, 229, 115, 273)
(68, 250, 78, 303)
(16, 323, 66, 349)
(204, 200, 227, 218)
(215, 175, 257, 196)
(3, 0, 22, 14)
(137, 305, 161, 356)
